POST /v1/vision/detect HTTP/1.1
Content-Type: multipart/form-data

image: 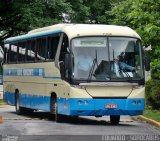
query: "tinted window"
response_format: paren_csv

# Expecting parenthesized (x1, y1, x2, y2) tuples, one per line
(10, 43, 18, 63)
(36, 38, 47, 61)
(18, 41, 27, 63)
(47, 35, 60, 60)
(27, 40, 36, 62)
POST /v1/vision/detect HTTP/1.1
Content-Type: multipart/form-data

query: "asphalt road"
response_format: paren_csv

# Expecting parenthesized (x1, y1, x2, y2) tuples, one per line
(0, 105, 160, 141)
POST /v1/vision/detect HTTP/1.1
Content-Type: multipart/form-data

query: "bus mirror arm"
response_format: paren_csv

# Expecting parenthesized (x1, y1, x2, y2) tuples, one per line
(64, 53, 71, 70)
(64, 54, 72, 82)
(144, 56, 150, 71)
(59, 61, 65, 79)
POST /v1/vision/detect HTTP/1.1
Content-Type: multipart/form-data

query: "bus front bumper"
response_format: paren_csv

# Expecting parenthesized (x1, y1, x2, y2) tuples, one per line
(58, 98, 144, 116)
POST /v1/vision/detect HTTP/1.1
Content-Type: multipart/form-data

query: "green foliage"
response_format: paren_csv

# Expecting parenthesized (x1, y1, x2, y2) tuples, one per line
(66, 0, 90, 23)
(144, 107, 160, 122)
(14, 0, 72, 30)
(0, 0, 71, 42)
(86, 0, 112, 24)
(112, 0, 160, 47)
(67, 0, 112, 24)
(112, 0, 160, 62)
(0, 0, 21, 42)
(145, 79, 160, 109)
(151, 59, 160, 79)
(0, 0, 114, 42)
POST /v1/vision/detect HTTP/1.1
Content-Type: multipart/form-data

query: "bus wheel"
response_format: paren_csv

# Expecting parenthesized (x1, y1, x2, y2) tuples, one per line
(110, 115, 120, 125)
(50, 96, 63, 122)
(15, 93, 25, 115)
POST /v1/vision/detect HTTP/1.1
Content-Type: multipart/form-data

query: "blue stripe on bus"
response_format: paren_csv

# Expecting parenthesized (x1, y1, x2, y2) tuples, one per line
(4, 92, 144, 116)
(4, 30, 62, 43)
(3, 68, 61, 79)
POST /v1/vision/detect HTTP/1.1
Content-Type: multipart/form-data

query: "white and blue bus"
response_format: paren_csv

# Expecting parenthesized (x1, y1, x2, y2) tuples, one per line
(3, 24, 150, 124)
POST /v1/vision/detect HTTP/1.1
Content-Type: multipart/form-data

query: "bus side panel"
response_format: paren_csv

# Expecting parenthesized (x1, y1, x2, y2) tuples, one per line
(3, 62, 66, 112)
(20, 94, 50, 111)
(3, 83, 16, 106)
(3, 91, 16, 106)
(3, 90, 51, 112)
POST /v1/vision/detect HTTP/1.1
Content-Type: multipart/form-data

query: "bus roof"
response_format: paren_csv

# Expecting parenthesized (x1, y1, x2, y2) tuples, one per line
(4, 24, 141, 43)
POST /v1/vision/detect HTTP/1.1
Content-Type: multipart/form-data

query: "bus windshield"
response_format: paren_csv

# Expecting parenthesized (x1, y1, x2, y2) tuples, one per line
(71, 37, 143, 82)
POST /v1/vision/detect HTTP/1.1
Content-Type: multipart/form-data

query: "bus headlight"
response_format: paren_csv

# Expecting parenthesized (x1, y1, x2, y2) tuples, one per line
(77, 100, 88, 105)
(84, 100, 88, 105)
(132, 101, 136, 105)
(132, 100, 142, 105)
(78, 100, 82, 105)
(137, 100, 141, 105)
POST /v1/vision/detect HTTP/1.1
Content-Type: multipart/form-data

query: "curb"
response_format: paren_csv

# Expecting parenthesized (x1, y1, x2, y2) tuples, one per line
(133, 116, 160, 128)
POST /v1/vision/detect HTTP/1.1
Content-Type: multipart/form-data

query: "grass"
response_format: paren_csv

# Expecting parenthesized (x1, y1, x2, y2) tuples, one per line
(0, 100, 6, 106)
(144, 107, 160, 122)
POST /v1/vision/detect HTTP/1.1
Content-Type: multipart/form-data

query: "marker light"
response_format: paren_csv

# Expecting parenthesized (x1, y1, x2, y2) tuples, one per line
(78, 100, 82, 105)
(84, 100, 88, 105)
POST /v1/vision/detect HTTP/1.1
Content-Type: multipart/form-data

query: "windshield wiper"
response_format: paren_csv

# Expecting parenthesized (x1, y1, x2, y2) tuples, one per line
(87, 59, 97, 82)
(87, 50, 98, 82)
(119, 68, 132, 81)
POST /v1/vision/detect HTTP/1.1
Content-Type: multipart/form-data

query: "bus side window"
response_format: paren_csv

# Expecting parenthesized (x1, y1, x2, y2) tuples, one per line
(18, 41, 27, 63)
(26, 40, 36, 62)
(47, 35, 60, 61)
(36, 38, 47, 61)
(59, 34, 69, 79)
(59, 34, 69, 62)
(10, 44, 18, 63)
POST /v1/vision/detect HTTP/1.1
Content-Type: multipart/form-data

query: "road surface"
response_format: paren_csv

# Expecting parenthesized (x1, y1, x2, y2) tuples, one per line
(0, 105, 160, 141)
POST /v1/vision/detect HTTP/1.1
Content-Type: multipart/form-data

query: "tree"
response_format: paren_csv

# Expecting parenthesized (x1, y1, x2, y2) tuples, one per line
(0, 0, 123, 42)
(66, 0, 90, 23)
(0, 0, 21, 43)
(85, 0, 112, 24)
(0, 0, 71, 43)
(66, 0, 113, 24)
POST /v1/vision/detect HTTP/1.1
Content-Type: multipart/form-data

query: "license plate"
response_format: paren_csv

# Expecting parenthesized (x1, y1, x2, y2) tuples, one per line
(105, 104, 117, 109)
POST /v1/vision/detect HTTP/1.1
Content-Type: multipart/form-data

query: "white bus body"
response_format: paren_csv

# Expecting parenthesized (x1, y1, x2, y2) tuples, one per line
(3, 24, 145, 124)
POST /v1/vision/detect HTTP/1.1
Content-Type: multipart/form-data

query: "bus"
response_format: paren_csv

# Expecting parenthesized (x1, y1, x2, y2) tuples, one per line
(3, 24, 150, 124)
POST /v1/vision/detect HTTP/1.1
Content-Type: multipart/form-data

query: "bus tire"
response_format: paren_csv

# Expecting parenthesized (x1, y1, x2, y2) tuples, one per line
(15, 93, 25, 115)
(50, 96, 63, 122)
(110, 115, 120, 125)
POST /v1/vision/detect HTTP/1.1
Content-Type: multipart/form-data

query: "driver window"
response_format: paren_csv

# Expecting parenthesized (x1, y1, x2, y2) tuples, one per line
(59, 34, 69, 62)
